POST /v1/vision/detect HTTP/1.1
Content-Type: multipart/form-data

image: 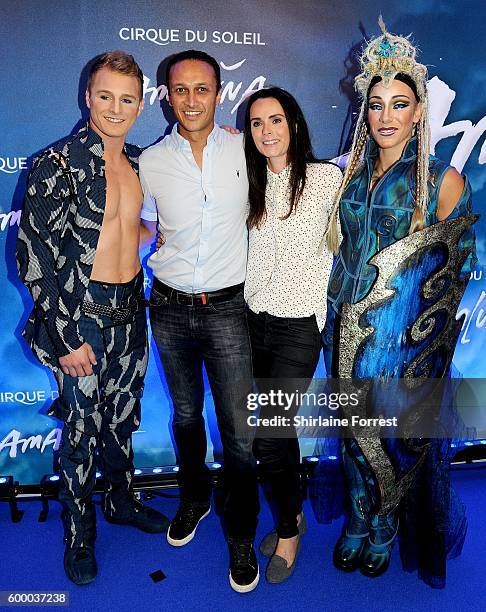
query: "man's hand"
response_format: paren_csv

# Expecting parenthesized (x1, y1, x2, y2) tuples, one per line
(221, 125, 241, 135)
(59, 342, 97, 378)
(156, 229, 165, 250)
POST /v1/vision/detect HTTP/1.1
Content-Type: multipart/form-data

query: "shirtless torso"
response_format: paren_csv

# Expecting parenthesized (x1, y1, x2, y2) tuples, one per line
(91, 154, 143, 284)
(59, 152, 144, 375)
(57, 63, 144, 376)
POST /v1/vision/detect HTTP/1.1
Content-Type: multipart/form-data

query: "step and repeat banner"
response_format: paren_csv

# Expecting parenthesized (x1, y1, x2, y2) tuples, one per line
(1, 0, 485, 483)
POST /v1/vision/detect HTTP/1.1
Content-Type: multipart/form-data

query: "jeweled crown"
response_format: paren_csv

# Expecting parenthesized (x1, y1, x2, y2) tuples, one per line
(355, 16, 428, 99)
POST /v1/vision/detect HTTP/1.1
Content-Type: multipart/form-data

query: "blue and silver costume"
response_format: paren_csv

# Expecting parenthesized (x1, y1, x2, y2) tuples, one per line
(316, 134, 477, 588)
(323, 136, 476, 349)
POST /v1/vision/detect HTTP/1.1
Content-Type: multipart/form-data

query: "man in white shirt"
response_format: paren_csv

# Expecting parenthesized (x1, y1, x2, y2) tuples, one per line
(139, 50, 259, 593)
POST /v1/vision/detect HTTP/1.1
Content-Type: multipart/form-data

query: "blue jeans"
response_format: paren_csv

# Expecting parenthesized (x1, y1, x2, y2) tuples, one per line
(149, 285, 259, 540)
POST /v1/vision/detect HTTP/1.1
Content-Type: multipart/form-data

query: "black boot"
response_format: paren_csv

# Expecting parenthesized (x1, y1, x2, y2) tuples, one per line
(104, 493, 170, 534)
(62, 505, 97, 586)
(334, 441, 376, 572)
(360, 512, 399, 578)
(333, 494, 369, 572)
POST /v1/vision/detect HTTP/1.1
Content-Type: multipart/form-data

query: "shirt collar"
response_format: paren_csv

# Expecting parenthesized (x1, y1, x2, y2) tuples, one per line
(170, 122, 221, 151)
(78, 122, 104, 158)
(78, 122, 138, 170)
(267, 163, 291, 184)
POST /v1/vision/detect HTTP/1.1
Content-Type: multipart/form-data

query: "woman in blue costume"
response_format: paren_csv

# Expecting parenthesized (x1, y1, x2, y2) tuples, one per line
(317, 19, 477, 588)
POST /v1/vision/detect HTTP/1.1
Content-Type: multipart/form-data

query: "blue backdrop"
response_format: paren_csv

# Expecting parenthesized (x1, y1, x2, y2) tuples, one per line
(1, 0, 485, 484)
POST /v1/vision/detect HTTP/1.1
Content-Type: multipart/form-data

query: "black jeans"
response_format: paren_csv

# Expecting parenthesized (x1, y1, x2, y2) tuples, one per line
(149, 285, 259, 540)
(248, 309, 321, 538)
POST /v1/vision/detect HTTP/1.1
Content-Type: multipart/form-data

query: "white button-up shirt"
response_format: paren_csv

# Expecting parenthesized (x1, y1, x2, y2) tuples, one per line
(244, 163, 342, 331)
(139, 124, 249, 292)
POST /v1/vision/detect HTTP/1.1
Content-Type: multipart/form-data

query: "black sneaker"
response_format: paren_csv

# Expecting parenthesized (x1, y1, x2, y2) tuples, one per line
(105, 499, 170, 534)
(166, 501, 210, 546)
(228, 539, 260, 593)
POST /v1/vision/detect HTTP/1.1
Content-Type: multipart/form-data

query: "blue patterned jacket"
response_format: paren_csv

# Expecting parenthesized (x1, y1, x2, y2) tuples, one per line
(16, 124, 140, 369)
(323, 135, 477, 349)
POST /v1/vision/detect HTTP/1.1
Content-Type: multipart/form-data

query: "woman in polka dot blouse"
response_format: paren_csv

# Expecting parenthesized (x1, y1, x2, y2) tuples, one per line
(243, 87, 342, 583)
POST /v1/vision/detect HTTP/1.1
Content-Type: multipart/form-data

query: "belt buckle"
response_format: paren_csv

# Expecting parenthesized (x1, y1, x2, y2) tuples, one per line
(191, 292, 207, 306)
(176, 292, 191, 306)
(176, 291, 207, 306)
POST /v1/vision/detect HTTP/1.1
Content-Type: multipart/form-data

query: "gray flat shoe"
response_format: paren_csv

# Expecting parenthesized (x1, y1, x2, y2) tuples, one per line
(265, 539, 301, 584)
(259, 514, 307, 557)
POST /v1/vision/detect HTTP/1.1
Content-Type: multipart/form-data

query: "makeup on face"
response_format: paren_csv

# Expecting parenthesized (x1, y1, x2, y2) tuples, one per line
(367, 78, 422, 160)
(86, 67, 143, 141)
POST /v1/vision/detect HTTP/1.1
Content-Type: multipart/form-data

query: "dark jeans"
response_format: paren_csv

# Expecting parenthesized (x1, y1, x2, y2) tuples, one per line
(149, 285, 259, 540)
(248, 309, 321, 538)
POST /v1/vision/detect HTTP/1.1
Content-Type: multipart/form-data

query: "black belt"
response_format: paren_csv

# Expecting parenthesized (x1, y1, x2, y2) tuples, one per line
(152, 278, 244, 306)
(82, 296, 147, 323)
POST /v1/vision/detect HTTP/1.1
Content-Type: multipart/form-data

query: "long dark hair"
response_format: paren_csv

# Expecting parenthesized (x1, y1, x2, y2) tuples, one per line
(244, 87, 318, 229)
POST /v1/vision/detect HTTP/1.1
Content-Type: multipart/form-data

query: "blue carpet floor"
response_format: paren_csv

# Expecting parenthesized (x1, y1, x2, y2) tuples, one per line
(1, 468, 484, 612)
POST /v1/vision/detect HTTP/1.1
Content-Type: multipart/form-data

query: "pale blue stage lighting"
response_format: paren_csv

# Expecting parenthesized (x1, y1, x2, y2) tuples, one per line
(49, 475, 60, 482)
(0, 477, 7, 484)
(134, 469, 142, 475)
(153, 468, 163, 474)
